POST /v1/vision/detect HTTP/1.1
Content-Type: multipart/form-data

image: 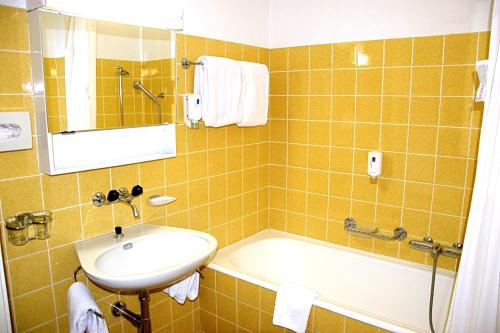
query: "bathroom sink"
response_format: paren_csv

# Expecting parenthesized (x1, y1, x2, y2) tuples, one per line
(75, 224, 217, 291)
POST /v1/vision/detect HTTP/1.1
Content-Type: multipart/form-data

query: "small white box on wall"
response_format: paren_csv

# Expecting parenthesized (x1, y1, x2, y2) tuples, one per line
(0, 112, 33, 152)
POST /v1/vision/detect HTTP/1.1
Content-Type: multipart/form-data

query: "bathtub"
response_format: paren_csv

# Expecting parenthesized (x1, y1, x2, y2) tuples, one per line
(207, 229, 455, 333)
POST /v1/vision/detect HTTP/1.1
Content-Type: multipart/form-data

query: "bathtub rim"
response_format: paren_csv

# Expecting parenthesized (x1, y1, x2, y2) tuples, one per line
(207, 228, 456, 333)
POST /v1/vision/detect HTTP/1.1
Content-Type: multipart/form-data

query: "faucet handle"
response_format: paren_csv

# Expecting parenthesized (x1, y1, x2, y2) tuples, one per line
(131, 185, 143, 197)
(107, 190, 120, 202)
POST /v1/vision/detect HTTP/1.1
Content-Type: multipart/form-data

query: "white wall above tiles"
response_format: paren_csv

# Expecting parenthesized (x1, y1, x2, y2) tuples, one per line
(268, 0, 492, 48)
(0, 0, 492, 48)
(182, 0, 270, 48)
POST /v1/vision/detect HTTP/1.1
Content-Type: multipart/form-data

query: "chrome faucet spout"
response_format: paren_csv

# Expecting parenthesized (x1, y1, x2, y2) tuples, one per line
(119, 199, 140, 219)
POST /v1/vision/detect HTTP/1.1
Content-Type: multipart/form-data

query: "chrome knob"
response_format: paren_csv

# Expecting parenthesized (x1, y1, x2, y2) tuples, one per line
(453, 242, 463, 249)
(423, 236, 433, 243)
(92, 192, 107, 207)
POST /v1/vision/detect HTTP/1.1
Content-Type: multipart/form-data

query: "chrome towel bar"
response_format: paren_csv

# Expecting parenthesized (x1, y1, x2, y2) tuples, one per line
(344, 217, 407, 241)
(72, 265, 105, 319)
(181, 57, 204, 69)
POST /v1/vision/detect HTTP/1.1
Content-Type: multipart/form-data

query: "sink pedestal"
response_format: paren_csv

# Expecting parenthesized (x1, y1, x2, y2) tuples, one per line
(111, 290, 151, 333)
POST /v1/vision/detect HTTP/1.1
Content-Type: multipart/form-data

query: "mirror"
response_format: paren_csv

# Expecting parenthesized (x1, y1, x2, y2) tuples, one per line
(39, 11, 177, 133)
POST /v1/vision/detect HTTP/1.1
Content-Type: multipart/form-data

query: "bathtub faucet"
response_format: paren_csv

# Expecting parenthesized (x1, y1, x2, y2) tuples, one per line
(408, 237, 463, 258)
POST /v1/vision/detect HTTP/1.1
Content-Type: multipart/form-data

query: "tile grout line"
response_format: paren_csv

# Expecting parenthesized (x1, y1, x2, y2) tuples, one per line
(426, 35, 447, 266)
(371, 39, 386, 253)
(398, 37, 415, 259)
(347, 44, 359, 248)
(457, 33, 482, 257)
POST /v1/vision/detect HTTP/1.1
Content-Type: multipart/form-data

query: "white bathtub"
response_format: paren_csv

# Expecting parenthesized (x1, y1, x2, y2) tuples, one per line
(208, 229, 455, 333)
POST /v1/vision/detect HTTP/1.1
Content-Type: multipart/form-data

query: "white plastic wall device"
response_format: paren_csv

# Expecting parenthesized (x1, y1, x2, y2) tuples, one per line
(368, 151, 382, 183)
(0, 111, 32, 152)
(183, 94, 202, 128)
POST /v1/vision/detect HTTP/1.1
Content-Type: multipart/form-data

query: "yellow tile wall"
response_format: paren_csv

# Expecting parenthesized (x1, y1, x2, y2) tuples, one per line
(0, 4, 491, 333)
(268, 31, 489, 271)
(198, 267, 390, 333)
(0, 6, 270, 333)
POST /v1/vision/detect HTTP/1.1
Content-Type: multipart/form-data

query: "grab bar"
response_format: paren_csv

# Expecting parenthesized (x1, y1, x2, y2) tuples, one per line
(344, 218, 407, 241)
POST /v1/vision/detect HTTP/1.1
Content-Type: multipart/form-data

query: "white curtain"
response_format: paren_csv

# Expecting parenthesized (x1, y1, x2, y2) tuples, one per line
(445, 1, 500, 332)
(65, 17, 97, 131)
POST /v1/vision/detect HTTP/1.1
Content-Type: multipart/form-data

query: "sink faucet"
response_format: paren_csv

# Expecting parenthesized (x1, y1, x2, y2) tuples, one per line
(92, 185, 143, 219)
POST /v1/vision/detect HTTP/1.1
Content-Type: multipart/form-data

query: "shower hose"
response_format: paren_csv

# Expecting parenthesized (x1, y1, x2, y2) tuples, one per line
(429, 253, 440, 333)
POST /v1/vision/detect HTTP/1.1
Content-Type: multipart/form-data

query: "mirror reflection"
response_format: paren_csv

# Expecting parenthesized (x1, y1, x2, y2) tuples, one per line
(40, 11, 176, 133)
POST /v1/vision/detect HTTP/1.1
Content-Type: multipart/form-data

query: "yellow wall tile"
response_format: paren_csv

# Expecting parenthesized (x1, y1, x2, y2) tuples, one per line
(444, 33, 478, 65)
(289, 46, 309, 70)
(356, 40, 383, 67)
(332, 96, 355, 121)
(333, 69, 356, 94)
(380, 124, 408, 152)
(355, 96, 381, 122)
(413, 35, 444, 65)
(289, 71, 309, 95)
(13, 286, 55, 332)
(442, 65, 475, 96)
(383, 67, 411, 95)
(384, 38, 412, 66)
(404, 182, 433, 211)
(310, 70, 332, 95)
(310, 44, 332, 69)
(356, 68, 382, 95)
(333, 42, 357, 68)
(411, 67, 442, 96)
(270, 48, 288, 71)
(437, 127, 469, 157)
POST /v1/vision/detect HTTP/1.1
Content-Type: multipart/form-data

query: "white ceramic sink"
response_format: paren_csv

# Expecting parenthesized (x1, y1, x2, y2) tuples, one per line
(75, 224, 217, 291)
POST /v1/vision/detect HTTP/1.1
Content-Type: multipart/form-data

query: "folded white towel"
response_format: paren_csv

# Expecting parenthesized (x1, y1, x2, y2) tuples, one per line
(237, 61, 269, 127)
(67, 282, 108, 333)
(194, 56, 243, 127)
(164, 272, 200, 304)
(272, 284, 320, 333)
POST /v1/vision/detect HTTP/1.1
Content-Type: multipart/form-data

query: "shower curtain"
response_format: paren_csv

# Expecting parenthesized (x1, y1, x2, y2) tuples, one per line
(65, 17, 97, 131)
(445, 1, 500, 332)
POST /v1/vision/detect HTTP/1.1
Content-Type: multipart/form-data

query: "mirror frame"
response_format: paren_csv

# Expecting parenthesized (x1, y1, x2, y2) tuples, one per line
(28, 9, 177, 175)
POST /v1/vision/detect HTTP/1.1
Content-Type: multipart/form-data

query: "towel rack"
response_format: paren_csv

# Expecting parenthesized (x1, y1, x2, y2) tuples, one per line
(344, 217, 407, 241)
(181, 57, 204, 69)
(72, 265, 105, 319)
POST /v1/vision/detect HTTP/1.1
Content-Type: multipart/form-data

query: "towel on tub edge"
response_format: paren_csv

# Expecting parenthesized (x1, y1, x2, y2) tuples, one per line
(273, 283, 320, 333)
(164, 271, 200, 304)
(67, 282, 108, 333)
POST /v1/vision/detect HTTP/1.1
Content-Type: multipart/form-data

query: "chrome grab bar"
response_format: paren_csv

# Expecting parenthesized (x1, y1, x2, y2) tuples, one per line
(344, 217, 408, 241)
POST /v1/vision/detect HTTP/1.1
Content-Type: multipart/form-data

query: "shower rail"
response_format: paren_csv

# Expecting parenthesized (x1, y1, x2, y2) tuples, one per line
(344, 217, 408, 241)
(133, 80, 161, 123)
(116, 66, 130, 126)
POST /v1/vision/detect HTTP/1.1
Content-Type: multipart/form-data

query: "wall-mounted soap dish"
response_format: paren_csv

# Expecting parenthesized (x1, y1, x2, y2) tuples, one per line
(148, 195, 176, 207)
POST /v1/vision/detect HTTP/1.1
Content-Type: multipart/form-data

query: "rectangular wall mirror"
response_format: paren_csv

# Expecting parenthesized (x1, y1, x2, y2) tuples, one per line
(40, 11, 177, 133)
(29, 9, 177, 175)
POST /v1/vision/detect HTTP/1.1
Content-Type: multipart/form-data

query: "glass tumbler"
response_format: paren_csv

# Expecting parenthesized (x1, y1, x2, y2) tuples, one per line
(5, 213, 30, 246)
(31, 210, 52, 240)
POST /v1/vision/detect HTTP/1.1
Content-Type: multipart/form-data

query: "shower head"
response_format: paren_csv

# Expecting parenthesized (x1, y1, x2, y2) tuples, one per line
(116, 66, 129, 76)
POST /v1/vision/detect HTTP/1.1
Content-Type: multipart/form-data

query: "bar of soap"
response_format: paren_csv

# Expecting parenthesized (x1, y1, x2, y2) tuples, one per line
(148, 195, 176, 206)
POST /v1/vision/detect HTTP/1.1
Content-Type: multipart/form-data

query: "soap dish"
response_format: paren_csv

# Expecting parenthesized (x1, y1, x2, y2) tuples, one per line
(148, 195, 176, 207)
